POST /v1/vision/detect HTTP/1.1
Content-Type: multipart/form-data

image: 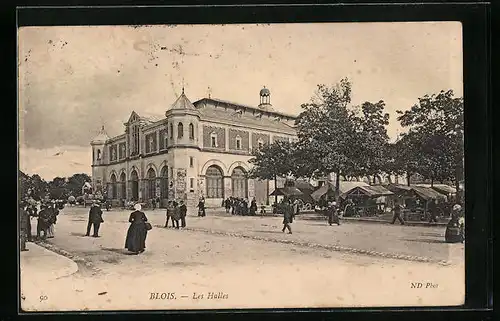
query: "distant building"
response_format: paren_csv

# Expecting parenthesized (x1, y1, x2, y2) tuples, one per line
(90, 87, 297, 208)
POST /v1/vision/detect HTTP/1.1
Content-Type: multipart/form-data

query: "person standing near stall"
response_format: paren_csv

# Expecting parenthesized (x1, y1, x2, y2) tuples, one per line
(391, 199, 405, 225)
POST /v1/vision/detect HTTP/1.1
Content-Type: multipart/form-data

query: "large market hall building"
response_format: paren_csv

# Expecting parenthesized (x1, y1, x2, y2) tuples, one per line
(90, 87, 297, 208)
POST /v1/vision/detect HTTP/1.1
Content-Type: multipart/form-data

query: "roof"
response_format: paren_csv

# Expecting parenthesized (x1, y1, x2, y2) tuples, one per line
(197, 103, 296, 134)
(343, 185, 394, 198)
(294, 180, 315, 192)
(139, 112, 164, 123)
(311, 181, 369, 201)
(411, 186, 447, 201)
(91, 126, 110, 143)
(169, 92, 196, 110)
(195, 97, 297, 120)
(260, 87, 271, 96)
(415, 184, 457, 194)
(270, 187, 303, 197)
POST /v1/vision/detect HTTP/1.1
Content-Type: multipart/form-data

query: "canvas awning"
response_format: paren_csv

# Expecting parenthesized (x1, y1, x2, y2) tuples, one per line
(311, 181, 370, 201)
(411, 186, 447, 201)
(342, 185, 394, 198)
(415, 184, 456, 194)
(269, 187, 303, 197)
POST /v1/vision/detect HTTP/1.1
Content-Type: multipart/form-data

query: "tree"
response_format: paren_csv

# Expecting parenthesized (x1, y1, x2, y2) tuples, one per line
(48, 176, 67, 199)
(66, 173, 92, 197)
(396, 90, 464, 198)
(248, 140, 298, 204)
(294, 78, 357, 201)
(389, 131, 423, 186)
(350, 100, 390, 183)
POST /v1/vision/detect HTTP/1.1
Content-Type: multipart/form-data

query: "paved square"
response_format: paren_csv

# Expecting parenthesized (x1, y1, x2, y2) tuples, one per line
(20, 206, 464, 311)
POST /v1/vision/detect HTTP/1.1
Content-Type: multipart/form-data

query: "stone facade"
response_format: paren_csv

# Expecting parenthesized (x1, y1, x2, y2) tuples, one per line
(90, 90, 297, 209)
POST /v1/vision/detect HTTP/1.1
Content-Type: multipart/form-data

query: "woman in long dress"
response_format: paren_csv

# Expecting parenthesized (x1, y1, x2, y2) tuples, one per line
(125, 204, 149, 254)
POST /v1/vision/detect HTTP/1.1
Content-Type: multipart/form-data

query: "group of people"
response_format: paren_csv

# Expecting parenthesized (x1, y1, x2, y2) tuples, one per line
(19, 199, 61, 251)
(222, 197, 258, 216)
(164, 200, 188, 229)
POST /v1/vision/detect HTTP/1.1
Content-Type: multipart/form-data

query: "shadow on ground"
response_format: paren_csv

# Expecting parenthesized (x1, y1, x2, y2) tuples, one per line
(401, 238, 448, 244)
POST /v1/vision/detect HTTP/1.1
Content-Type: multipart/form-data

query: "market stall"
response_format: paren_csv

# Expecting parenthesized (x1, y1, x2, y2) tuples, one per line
(341, 185, 394, 217)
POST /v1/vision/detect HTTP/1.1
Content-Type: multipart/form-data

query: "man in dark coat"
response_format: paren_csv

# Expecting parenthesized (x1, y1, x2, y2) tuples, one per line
(391, 200, 405, 225)
(37, 204, 51, 240)
(281, 200, 293, 234)
(179, 200, 187, 228)
(428, 199, 439, 223)
(19, 202, 29, 251)
(86, 201, 104, 237)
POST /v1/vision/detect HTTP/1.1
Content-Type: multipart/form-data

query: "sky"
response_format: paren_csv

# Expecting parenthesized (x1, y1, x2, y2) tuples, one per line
(18, 22, 463, 180)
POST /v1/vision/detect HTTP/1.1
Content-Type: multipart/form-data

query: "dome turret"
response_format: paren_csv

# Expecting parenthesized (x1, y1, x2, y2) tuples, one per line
(258, 86, 273, 110)
(91, 126, 109, 144)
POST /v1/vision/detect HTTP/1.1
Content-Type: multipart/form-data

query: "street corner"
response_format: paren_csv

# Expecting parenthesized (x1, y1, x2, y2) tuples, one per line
(20, 242, 79, 282)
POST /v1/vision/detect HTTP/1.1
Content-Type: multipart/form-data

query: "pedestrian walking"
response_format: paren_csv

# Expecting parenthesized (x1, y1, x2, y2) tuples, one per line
(197, 198, 206, 217)
(19, 202, 29, 251)
(179, 200, 187, 228)
(152, 198, 156, 210)
(125, 203, 150, 254)
(327, 201, 341, 226)
(391, 201, 405, 225)
(225, 198, 231, 213)
(165, 201, 173, 228)
(281, 200, 293, 234)
(172, 201, 181, 229)
(86, 201, 104, 237)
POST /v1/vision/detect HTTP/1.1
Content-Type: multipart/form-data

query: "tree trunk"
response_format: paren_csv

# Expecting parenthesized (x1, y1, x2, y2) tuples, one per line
(335, 170, 340, 203)
(406, 172, 411, 186)
(430, 177, 434, 187)
(274, 175, 278, 205)
(372, 175, 376, 185)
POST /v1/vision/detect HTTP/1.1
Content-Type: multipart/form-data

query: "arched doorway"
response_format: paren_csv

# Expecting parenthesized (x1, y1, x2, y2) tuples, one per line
(231, 167, 248, 198)
(206, 165, 224, 199)
(110, 173, 117, 199)
(120, 172, 126, 200)
(130, 170, 139, 201)
(146, 168, 156, 201)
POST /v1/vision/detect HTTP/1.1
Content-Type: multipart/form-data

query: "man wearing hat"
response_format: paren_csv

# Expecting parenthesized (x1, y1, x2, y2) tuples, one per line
(19, 202, 29, 251)
(86, 200, 104, 237)
(179, 200, 187, 228)
(327, 201, 341, 226)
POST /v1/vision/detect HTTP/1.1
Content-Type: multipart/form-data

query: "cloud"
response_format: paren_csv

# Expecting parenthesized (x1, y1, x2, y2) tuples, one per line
(19, 145, 91, 181)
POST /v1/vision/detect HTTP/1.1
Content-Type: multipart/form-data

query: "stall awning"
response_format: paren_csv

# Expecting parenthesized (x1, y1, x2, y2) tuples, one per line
(269, 187, 303, 197)
(411, 186, 448, 201)
(415, 184, 457, 195)
(343, 185, 394, 198)
(311, 181, 369, 201)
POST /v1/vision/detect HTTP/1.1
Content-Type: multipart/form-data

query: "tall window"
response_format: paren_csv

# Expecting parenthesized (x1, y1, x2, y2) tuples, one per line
(190, 157, 194, 168)
(131, 125, 140, 156)
(110, 173, 117, 199)
(147, 168, 156, 200)
(97, 149, 101, 160)
(170, 123, 173, 139)
(178, 123, 184, 139)
(190, 178, 194, 190)
(231, 167, 248, 198)
(160, 166, 168, 199)
(235, 135, 242, 150)
(206, 165, 223, 198)
(189, 123, 195, 140)
(148, 136, 154, 153)
(210, 132, 218, 148)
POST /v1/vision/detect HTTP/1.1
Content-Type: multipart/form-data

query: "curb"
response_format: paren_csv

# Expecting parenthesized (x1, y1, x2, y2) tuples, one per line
(183, 227, 450, 266)
(299, 216, 447, 227)
(34, 240, 101, 275)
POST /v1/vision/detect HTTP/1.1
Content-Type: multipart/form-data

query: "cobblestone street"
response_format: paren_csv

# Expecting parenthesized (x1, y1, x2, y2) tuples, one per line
(20, 206, 465, 311)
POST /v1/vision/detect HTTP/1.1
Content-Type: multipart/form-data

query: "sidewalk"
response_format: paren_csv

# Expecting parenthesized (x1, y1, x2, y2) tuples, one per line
(20, 242, 78, 282)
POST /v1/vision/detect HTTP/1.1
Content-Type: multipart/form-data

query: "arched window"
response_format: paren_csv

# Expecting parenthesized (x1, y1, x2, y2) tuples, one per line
(170, 123, 173, 139)
(210, 132, 218, 148)
(130, 170, 139, 201)
(160, 166, 168, 199)
(231, 167, 248, 198)
(189, 123, 195, 140)
(120, 172, 126, 200)
(206, 165, 224, 199)
(97, 149, 101, 160)
(146, 168, 156, 200)
(178, 123, 184, 139)
(235, 135, 242, 150)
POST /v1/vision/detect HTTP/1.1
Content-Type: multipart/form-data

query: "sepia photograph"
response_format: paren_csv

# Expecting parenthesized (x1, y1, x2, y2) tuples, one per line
(18, 22, 465, 311)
